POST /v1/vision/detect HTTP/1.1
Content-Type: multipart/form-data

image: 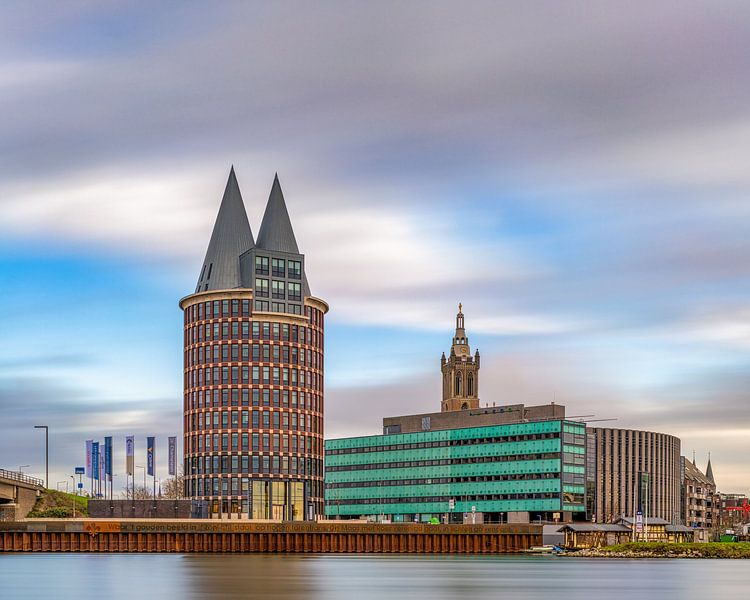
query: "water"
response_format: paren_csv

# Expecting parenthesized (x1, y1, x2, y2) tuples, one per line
(1, 554, 748, 599)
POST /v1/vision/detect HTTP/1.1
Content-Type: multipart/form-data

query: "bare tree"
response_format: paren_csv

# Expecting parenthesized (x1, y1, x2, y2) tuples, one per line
(131, 485, 154, 500)
(161, 470, 185, 499)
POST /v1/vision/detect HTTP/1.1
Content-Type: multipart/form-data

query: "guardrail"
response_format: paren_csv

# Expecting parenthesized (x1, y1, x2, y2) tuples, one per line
(0, 468, 45, 488)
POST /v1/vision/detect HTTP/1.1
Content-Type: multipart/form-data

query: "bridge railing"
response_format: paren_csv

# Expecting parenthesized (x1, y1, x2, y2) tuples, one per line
(0, 468, 44, 488)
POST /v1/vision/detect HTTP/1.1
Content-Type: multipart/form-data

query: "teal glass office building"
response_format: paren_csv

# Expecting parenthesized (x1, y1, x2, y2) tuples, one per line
(325, 418, 587, 522)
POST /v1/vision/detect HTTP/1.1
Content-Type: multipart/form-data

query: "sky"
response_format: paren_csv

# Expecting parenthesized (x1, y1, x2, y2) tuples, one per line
(0, 1, 748, 496)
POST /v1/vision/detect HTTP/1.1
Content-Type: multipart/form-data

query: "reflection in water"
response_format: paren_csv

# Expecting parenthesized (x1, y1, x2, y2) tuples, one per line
(1, 554, 749, 600)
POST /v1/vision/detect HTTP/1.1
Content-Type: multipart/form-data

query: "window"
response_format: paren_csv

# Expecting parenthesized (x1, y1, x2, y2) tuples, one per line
(255, 278, 269, 297)
(272, 258, 285, 277)
(288, 260, 302, 279)
(271, 302, 285, 313)
(255, 300, 269, 311)
(272, 280, 285, 299)
(255, 255, 269, 275)
(287, 282, 302, 301)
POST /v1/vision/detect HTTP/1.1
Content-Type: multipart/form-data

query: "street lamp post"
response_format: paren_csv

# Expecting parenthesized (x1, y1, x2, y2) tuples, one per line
(34, 425, 49, 489)
(70, 475, 76, 518)
(19, 465, 30, 473)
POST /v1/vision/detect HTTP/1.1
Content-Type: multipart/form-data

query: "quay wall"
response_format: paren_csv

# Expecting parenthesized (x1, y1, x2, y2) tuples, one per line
(0, 520, 541, 554)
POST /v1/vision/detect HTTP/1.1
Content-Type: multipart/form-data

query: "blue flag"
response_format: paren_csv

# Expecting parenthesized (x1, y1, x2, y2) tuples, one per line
(104, 436, 113, 481)
(147, 436, 155, 476)
(92, 441, 100, 481)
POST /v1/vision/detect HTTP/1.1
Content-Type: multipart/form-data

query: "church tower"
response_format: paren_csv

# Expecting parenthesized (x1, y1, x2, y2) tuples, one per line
(441, 304, 480, 412)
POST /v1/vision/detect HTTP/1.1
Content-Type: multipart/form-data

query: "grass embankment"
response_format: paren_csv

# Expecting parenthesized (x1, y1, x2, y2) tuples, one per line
(27, 489, 89, 518)
(580, 542, 750, 558)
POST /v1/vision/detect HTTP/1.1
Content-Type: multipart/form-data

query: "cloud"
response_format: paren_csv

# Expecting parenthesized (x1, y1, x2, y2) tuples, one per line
(0, 2, 749, 497)
(0, 375, 181, 488)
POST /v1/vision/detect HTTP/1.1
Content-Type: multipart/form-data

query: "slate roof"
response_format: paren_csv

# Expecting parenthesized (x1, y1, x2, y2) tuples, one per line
(683, 457, 714, 487)
(195, 169, 312, 296)
(705, 457, 715, 484)
(256, 174, 300, 254)
(557, 524, 631, 532)
(195, 167, 255, 292)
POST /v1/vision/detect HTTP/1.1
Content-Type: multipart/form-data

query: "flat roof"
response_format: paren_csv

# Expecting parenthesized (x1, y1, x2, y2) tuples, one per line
(325, 416, 577, 444)
(558, 524, 631, 532)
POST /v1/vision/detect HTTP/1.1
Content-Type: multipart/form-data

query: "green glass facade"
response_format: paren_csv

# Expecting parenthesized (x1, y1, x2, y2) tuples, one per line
(325, 420, 586, 521)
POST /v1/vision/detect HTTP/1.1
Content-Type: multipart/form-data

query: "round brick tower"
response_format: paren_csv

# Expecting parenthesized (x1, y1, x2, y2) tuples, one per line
(180, 169, 328, 519)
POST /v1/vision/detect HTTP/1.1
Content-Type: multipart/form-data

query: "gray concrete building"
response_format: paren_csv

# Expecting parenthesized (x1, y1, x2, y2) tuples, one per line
(586, 427, 681, 523)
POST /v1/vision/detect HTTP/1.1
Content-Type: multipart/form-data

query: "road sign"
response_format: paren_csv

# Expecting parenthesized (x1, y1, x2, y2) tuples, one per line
(636, 511, 644, 533)
(78, 483, 84, 489)
(75, 467, 85, 475)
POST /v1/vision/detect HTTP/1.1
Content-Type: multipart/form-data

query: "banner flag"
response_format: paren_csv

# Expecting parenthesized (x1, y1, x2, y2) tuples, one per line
(168, 436, 176, 476)
(99, 452, 105, 483)
(104, 436, 113, 481)
(85, 440, 93, 477)
(126, 436, 134, 476)
(92, 441, 100, 481)
(147, 436, 155, 476)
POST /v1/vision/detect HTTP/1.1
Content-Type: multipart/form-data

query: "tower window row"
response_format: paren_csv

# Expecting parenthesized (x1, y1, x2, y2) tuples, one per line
(186, 342, 321, 368)
(187, 366, 322, 391)
(187, 430, 320, 455)
(187, 408, 321, 434)
(254, 278, 302, 300)
(254, 256, 302, 279)
(187, 387, 321, 412)
(186, 321, 323, 347)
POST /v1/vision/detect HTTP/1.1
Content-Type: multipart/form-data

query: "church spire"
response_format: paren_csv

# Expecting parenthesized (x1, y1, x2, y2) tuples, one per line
(452, 303, 469, 354)
(256, 173, 300, 254)
(195, 166, 254, 292)
(706, 453, 715, 484)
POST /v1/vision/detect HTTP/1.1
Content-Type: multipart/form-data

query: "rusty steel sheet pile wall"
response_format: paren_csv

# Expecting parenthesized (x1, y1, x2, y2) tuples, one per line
(0, 521, 542, 554)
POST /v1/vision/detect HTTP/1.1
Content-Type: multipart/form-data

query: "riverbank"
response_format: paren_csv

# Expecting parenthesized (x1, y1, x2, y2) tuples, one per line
(0, 520, 541, 553)
(571, 542, 750, 558)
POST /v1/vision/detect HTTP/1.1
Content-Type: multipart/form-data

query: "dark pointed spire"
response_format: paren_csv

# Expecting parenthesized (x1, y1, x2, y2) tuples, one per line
(256, 173, 300, 254)
(706, 453, 715, 484)
(195, 167, 255, 292)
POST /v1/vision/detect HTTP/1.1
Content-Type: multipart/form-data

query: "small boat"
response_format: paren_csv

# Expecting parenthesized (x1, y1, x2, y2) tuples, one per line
(524, 545, 566, 555)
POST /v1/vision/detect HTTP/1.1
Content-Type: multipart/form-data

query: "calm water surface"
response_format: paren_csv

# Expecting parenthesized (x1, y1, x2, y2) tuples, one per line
(1, 554, 748, 599)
